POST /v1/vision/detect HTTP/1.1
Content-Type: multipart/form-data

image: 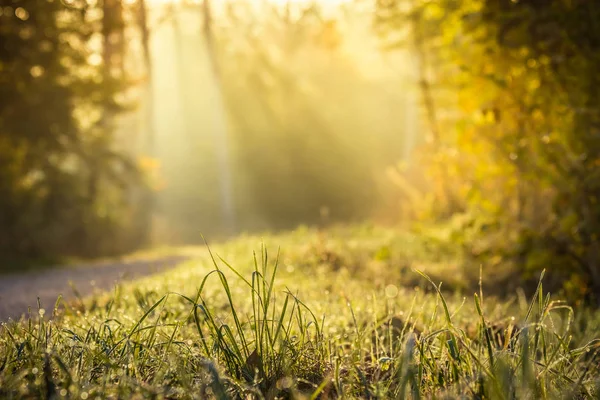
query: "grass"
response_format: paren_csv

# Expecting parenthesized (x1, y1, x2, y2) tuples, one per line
(1, 224, 599, 398)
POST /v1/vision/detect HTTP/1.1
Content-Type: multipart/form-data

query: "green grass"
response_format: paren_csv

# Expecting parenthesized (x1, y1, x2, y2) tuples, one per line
(1, 225, 599, 398)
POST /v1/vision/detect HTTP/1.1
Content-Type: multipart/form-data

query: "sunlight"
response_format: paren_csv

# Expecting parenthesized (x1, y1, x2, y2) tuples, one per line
(5, 0, 600, 395)
(143, 0, 349, 10)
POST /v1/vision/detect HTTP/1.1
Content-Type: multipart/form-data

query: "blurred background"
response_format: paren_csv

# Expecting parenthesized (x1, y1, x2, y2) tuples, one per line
(1, 0, 599, 301)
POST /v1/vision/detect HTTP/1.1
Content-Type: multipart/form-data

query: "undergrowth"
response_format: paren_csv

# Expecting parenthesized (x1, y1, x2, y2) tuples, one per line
(1, 226, 599, 398)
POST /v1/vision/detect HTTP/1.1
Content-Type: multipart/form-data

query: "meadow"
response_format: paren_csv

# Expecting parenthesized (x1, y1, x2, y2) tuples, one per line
(1, 225, 599, 399)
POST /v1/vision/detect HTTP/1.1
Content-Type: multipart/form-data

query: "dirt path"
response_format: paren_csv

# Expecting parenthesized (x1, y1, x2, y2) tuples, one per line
(0, 256, 189, 321)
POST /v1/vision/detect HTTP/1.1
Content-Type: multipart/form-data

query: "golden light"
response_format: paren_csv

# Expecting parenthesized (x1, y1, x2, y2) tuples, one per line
(144, 0, 350, 11)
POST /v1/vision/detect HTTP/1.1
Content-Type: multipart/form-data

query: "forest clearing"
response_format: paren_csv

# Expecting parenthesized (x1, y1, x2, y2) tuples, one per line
(1, 0, 600, 397)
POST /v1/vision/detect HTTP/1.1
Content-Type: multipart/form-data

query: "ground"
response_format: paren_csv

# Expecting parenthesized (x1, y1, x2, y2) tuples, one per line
(1, 225, 599, 399)
(0, 256, 188, 321)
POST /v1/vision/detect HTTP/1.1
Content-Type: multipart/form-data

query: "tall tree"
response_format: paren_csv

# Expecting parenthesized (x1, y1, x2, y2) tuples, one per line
(376, 0, 600, 301)
(0, 0, 141, 261)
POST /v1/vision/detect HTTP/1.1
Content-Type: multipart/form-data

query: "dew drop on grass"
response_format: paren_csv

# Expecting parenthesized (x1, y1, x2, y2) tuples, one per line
(385, 285, 399, 298)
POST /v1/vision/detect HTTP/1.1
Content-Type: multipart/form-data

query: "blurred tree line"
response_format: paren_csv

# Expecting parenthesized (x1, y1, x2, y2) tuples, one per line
(153, 2, 409, 241)
(215, 3, 406, 231)
(8, 0, 598, 305)
(0, 0, 410, 262)
(0, 0, 149, 263)
(377, 0, 600, 302)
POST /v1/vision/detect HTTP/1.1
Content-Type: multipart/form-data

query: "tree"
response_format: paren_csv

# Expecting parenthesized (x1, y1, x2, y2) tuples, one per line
(0, 0, 143, 262)
(376, 0, 600, 302)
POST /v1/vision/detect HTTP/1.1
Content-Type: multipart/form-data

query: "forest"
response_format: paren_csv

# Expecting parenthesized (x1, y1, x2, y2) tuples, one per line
(1, 0, 600, 398)
(2, 0, 599, 302)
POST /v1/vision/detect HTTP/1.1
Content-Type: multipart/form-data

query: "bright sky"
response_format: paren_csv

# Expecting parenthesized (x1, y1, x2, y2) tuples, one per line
(225, 0, 348, 6)
(245, 0, 351, 16)
(147, 0, 349, 11)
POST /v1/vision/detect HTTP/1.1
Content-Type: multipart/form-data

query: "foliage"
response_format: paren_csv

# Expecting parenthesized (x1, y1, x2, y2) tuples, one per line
(1, 227, 599, 398)
(376, 0, 600, 303)
(0, 0, 146, 262)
